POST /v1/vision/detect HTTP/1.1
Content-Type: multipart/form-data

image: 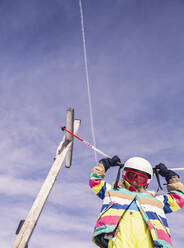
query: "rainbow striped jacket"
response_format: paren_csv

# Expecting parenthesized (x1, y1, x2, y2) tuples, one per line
(89, 163, 184, 248)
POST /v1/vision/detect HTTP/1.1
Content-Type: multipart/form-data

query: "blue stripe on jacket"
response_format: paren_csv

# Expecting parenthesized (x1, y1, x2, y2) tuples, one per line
(146, 211, 169, 227)
(163, 195, 172, 214)
(97, 183, 107, 200)
(101, 203, 130, 212)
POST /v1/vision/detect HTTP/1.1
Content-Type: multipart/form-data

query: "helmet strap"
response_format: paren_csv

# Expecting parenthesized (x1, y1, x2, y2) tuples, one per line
(153, 167, 163, 192)
(114, 164, 124, 189)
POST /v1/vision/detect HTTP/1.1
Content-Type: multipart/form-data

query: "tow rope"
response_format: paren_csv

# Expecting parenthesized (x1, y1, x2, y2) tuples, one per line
(61, 126, 184, 190)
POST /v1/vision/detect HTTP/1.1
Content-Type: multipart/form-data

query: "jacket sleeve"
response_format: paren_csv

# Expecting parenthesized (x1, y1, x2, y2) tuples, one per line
(89, 163, 111, 200)
(156, 180, 184, 214)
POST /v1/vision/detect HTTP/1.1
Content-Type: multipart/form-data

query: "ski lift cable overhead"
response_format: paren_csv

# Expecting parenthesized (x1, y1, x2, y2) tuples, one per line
(79, 0, 98, 163)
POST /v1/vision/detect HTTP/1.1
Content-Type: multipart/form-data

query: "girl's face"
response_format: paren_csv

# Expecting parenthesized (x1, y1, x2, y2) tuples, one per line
(130, 180, 144, 191)
(124, 169, 148, 191)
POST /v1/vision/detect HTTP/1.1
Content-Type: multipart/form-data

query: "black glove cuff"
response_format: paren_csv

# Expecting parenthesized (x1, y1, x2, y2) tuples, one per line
(165, 170, 179, 183)
(99, 158, 111, 172)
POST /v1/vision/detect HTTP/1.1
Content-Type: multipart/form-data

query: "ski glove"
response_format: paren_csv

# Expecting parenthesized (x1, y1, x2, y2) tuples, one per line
(99, 155, 121, 172)
(155, 163, 179, 184)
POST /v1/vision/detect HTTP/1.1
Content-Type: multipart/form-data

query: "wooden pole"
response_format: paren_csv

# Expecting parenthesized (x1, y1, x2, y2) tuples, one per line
(12, 118, 80, 248)
(65, 107, 74, 168)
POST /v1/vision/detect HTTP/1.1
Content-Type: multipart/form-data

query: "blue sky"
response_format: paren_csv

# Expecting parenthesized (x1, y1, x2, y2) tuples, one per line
(0, 0, 184, 247)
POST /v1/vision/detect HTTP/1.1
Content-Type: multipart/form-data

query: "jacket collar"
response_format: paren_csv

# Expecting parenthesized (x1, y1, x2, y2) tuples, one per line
(122, 180, 156, 196)
(123, 180, 137, 192)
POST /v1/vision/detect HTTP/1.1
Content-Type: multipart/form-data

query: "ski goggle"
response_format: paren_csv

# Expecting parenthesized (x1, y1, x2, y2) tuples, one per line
(125, 169, 149, 186)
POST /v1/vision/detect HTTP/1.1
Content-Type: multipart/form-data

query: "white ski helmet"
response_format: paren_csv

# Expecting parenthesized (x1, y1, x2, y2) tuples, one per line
(123, 157, 153, 184)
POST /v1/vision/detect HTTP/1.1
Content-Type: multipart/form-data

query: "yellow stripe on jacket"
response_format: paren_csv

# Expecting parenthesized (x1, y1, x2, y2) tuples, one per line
(92, 180, 105, 195)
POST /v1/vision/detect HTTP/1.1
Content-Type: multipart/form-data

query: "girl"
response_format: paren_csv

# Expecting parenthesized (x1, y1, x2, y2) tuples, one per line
(89, 156, 184, 248)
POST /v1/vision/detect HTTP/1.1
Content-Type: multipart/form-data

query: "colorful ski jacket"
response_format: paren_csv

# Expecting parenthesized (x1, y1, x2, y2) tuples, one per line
(89, 163, 184, 248)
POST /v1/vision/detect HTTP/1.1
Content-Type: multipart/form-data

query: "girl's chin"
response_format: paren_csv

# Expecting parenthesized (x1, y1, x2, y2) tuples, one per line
(130, 182, 142, 189)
